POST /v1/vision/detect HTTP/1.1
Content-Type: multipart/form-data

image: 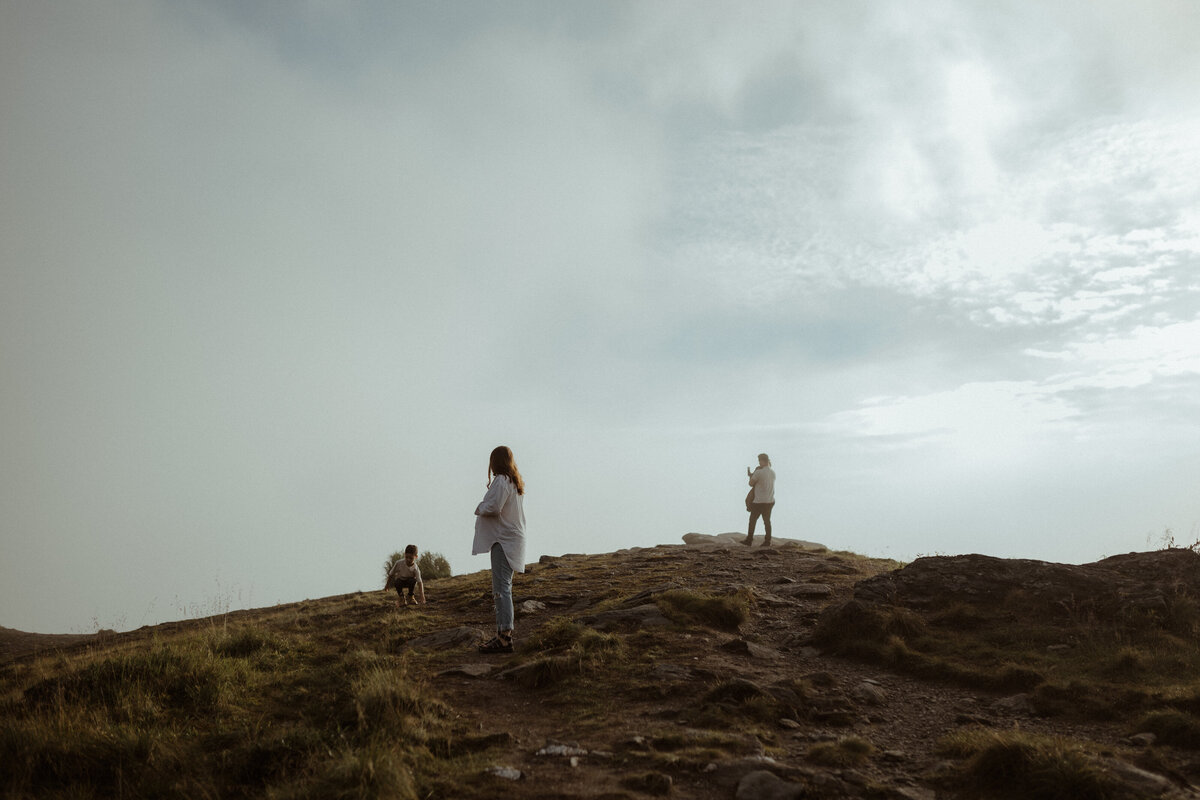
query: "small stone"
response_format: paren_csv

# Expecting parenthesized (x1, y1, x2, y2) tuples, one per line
(779, 718, 802, 729)
(484, 766, 523, 781)
(517, 599, 547, 614)
(851, 681, 887, 705)
(1127, 732, 1157, 747)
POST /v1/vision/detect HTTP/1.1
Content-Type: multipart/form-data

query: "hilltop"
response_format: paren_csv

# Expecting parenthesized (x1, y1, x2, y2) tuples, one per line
(4, 535, 1200, 799)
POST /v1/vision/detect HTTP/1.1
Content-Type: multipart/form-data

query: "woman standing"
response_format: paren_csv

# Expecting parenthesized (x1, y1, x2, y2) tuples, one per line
(472, 445, 526, 653)
(742, 452, 776, 547)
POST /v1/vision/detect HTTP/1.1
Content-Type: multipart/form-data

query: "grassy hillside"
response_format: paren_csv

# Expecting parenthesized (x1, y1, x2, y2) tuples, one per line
(4, 541, 1200, 799)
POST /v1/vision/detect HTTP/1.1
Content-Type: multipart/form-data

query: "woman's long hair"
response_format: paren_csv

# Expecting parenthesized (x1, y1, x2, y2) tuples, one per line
(487, 445, 525, 495)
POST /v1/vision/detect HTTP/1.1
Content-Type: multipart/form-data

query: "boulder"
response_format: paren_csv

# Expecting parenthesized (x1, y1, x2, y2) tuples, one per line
(736, 770, 807, 800)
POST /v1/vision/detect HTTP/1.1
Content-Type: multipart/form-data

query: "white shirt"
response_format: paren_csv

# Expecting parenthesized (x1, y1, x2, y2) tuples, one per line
(388, 559, 422, 582)
(472, 474, 526, 573)
(749, 466, 776, 504)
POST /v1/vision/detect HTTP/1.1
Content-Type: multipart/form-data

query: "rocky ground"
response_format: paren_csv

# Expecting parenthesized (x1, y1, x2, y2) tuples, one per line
(5, 535, 1198, 799)
(382, 535, 1200, 799)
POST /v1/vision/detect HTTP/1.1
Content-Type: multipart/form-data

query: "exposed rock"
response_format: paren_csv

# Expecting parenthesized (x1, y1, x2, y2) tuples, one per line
(721, 638, 782, 659)
(736, 770, 807, 800)
(851, 681, 888, 706)
(1104, 758, 1174, 796)
(437, 663, 494, 678)
(517, 599, 547, 615)
(746, 587, 795, 606)
(536, 743, 589, 757)
(646, 663, 688, 681)
(777, 583, 834, 599)
(401, 626, 484, 651)
(582, 603, 672, 631)
(992, 693, 1035, 715)
(888, 788, 937, 800)
(1129, 732, 1158, 747)
(682, 532, 828, 551)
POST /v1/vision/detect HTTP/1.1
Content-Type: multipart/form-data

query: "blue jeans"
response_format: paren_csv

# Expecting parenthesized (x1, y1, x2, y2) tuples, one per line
(490, 543, 514, 632)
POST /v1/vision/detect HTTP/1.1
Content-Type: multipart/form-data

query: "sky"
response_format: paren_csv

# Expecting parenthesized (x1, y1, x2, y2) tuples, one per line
(3, 1, 1199, 634)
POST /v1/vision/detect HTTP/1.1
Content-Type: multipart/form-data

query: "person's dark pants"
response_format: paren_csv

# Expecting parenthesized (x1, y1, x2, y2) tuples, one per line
(394, 577, 416, 600)
(747, 502, 775, 541)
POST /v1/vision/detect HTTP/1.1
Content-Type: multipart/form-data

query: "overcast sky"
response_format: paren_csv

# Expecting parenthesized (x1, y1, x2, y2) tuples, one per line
(3, 1, 1199, 633)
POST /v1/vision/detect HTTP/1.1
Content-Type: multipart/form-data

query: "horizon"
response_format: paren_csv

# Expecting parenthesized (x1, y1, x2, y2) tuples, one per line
(3, 1, 1199, 634)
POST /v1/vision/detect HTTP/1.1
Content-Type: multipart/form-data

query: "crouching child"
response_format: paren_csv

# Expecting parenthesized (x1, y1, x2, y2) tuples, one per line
(385, 544, 426, 606)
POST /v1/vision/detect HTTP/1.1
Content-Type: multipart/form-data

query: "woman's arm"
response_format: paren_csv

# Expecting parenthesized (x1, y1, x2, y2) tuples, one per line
(475, 476, 511, 516)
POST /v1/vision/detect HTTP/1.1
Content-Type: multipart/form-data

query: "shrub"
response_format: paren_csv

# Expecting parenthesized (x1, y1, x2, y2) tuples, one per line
(383, 551, 452, 583)
(417, 551, 451, 580)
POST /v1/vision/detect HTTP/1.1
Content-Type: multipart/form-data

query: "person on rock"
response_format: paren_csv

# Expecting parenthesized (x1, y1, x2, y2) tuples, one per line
(472, 445, 527, 654)
(742, 453, 776, 547)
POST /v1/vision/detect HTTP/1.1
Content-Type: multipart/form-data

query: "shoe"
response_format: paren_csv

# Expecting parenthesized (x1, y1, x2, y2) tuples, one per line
(762, 538, 772, 547)
(740, 537, 753, 546)
(479, 635, 514, 654)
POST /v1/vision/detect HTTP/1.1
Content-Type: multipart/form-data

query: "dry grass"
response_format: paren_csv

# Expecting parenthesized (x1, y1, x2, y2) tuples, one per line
(813, 587, 1200, 728)
(653, 588, 750, 631)
(936, 728, 1129, 800)
(807, 736, 874, 767)
(0, 612, 467, 799)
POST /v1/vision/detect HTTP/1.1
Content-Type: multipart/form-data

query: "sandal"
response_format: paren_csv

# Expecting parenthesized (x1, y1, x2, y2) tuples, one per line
(479, 635, 513, 654)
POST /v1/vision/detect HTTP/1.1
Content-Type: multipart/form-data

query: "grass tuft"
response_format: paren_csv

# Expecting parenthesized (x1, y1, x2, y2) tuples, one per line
(937, 728, 1124, 800)
(353, 665, 447, 736)
(807, 736, 874, 767)
(654, 589, 749, 631)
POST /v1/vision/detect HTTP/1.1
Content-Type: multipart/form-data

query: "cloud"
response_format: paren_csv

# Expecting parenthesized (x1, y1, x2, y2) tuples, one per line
(4, 0, 1200, 631)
